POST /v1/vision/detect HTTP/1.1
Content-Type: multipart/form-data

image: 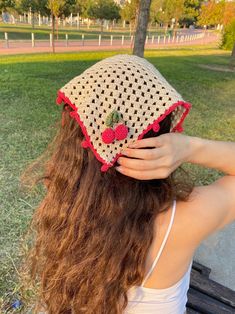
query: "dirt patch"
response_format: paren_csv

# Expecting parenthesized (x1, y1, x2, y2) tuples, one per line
(198, 64, 235, 73)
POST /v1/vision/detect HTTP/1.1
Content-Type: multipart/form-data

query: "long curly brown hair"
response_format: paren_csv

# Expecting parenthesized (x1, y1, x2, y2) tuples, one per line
(20, 104, 194, 314)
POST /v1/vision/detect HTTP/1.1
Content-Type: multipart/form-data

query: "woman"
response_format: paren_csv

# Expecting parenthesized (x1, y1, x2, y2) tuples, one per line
(23, 54, 235, 314)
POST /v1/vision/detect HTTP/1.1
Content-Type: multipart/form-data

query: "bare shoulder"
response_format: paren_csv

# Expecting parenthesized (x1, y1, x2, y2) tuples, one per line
(175, 175, 235, 248)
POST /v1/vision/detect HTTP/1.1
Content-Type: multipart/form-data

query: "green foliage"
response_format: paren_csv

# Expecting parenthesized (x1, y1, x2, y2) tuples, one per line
(221, 18, 235, 51)
(197, 0, 224, 27)
(180, 0, 203, 26)
(120, 0, 139, 23)
(17, 0, 49, 15)
(0, 0, 15, 11)
(47, 0, 65, 17)
(62, 0, 77, 17)
(150, 0, 163, 23)
(151, 0, 185, 25)
(72, 0, 93, 17)
(163, 0, 185, 22)
(16, 0, 77, 18)
(1, 0, 207, 28)
(18, 0, 38, 13)
(87, 0, 120, 21)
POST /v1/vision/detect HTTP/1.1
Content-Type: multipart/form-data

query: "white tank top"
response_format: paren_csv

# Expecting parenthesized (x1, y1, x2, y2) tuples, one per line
(124, 199, 193, 314)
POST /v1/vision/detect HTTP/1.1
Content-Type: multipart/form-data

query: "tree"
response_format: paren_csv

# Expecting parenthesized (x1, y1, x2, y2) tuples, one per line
(221, 18, 235, 50)
(197, 0, 224, 28)
(133, 0, 152, 58)
(232, 42, 235, 67)
(70, 0, 93, 29)
(47, 0, 65, 52)
(150, 0, 185, 33)
(162, 0, 185, 33)
(150, 1, 170, 30)
(120, 0, 139, 35)
(222, 1, 235, 26)
(180, 0, 203, 27)
(73, 0, 91, 17)
(61, 0, 76, 17)
(149, 0, 164, 25)
(87, 0, 120, 32)
(18, 0, 39, 27)
(198, 0, 235, 29)
(16, 0, 50, 27)
(221, 18, 235, 67)
(0, 0, 15, 13)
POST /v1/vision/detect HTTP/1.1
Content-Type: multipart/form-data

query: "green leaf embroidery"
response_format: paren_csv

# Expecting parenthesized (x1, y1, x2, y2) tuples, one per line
(113, 111, 120, 123)
(105, 110, 121, 127)
(106, 113, 113, 127)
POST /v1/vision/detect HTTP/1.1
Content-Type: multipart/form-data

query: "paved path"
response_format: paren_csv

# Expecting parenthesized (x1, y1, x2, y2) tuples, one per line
(0, 33, 218, 55)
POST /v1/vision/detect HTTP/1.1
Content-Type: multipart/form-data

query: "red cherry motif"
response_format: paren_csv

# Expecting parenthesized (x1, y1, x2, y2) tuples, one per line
(102, 110, 129, 144)
(114, 123, 129, 141)
(101, 128, 116, 144)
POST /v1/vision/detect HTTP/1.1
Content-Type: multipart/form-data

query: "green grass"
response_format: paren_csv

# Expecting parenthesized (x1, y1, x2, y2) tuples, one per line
(0, 45, 235, 312)
(0, 23, 166, 41)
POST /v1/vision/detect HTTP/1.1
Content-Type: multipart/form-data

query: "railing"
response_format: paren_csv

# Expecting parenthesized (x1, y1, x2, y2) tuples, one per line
(1, 31, 209, 49)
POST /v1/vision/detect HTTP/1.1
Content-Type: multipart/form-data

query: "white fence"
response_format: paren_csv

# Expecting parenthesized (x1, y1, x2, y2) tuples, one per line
(2, 32, 207, 49)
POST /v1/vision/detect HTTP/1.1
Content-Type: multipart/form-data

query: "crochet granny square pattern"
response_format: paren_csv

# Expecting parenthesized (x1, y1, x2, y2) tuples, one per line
(56, 54, 192, 172)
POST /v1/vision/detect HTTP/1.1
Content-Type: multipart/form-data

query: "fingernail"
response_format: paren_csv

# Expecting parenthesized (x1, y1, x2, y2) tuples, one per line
(121, 149, 128, 156)
(115, 166, 122, 172)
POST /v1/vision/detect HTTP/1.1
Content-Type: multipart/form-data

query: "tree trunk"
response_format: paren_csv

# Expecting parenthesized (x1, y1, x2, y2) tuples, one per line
(56, 17, 59, 40)
(101, 19, 104, 32)
(52, 14, 55, 53)
(173, 19, 178, 37)
(32, 12, 35, 28)
(230, 42, 235, 70)
(232, 42, 235, 57)
(164, 23, 168, 35)
(133, 0, 152, 58)
(77, 13, 80, 29)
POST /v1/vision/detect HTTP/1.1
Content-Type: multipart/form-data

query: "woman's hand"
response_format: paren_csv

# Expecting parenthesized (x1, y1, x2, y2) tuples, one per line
(115, 133, 191, 180)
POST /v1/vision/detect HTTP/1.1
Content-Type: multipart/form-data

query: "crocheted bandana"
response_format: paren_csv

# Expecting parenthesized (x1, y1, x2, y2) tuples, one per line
(56, 54, 192, 172)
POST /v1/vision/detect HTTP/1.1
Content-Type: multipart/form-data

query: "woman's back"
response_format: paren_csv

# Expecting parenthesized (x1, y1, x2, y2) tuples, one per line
(125, 198, 193, 313)
(125, 178, 235, 313)
(136, 198, 194, 291)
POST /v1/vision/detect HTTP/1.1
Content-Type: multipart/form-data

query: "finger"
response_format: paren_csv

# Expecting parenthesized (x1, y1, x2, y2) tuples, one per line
(115, 166, 169, 180)
(120, 147, 165, 160)
(128, 136, 164, 149)
(117, 156, 166, 171)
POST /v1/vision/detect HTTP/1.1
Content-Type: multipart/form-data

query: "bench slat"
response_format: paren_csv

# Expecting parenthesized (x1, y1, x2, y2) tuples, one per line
(190, 269, 235, 307)
(187, 288, 235, 313)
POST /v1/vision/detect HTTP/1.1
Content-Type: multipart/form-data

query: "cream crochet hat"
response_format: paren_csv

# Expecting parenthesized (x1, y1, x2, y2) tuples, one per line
(56, 54, 192, 172)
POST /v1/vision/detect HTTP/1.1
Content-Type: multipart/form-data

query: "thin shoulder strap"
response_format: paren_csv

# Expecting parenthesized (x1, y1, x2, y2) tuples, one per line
(141, 199, 177, 287)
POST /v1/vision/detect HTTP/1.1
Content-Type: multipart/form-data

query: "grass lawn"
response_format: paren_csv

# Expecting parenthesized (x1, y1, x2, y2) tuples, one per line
(0, 23, 166, 41)
(0, 45, 235, 312)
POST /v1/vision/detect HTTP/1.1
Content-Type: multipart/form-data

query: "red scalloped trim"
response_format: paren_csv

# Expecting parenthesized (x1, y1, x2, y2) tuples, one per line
(56, 90, 192, 172)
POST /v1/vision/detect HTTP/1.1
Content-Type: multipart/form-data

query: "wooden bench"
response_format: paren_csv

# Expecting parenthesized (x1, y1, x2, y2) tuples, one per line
(186, 261, 235, 313)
